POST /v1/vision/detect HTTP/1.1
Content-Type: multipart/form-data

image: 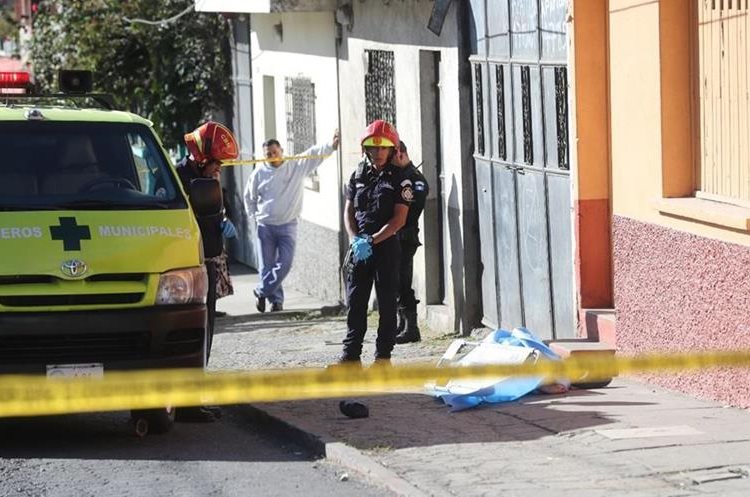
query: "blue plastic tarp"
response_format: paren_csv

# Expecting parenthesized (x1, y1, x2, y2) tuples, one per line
(427, 327, 565, 411)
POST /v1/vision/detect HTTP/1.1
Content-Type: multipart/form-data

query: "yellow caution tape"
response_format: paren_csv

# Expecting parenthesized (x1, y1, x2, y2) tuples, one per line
(221, 154, 333, 167)
(0, 349, 748, 418)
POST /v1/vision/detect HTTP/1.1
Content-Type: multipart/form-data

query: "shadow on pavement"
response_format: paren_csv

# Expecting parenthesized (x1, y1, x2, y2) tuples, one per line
(0, 405, 317, 463)
(252, 388, 657, 451)
(215, 314, 345, 335)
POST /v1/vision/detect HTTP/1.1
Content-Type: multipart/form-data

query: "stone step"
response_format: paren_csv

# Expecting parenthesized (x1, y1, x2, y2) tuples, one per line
(547, 339, 618, 389)
(580, 308, 616, 346)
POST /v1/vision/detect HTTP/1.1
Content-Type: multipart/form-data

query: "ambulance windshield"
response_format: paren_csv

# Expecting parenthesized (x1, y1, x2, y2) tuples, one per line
(0, 122, 186, 210)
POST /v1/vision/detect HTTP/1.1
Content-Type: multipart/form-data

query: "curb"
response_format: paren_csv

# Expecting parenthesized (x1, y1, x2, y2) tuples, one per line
(243, 404, 432, 497)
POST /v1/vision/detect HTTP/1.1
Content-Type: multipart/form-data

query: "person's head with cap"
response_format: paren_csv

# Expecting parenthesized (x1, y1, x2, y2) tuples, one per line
(184, 122, 239, 179)
(360, 119, 399, 169)
(393, 140, 412, 168)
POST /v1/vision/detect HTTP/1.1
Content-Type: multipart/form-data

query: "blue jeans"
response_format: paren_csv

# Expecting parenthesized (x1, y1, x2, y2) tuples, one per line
(256, 221, 297, 305)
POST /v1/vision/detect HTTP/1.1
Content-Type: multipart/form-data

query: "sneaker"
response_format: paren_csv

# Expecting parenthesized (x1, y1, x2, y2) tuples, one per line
(270, 302, 283, 312)
(253, 289, 266, 313)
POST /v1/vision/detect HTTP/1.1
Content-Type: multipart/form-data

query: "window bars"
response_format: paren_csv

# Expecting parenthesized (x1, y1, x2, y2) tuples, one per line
(364, 49, 396, 126)
(285, 77, 316, 155)
(475, 63, 485, 156)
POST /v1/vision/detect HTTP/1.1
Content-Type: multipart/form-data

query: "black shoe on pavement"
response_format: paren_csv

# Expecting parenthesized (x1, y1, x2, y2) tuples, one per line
(215, 311, 227, 318)
(253, 290, 266, 313)
(270, 302, 283, 312)
(339, 400, 369, 419)
(175, 405, 222, 423)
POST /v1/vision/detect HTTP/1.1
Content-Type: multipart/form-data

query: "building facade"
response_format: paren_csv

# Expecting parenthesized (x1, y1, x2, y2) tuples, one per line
(203, 1, 750, 410)
(606, 0, 750, 407)
(199, 0, 483, 333)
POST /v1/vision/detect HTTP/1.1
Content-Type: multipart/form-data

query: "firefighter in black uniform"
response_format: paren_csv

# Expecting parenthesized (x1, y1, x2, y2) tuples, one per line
(393, 141, 429, 344)
(174, 121, 238, 422)
(339, 120, 413, 365)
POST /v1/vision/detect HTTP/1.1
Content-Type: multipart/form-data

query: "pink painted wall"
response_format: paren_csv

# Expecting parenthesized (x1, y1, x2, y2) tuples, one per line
(613, 215, 750, 407)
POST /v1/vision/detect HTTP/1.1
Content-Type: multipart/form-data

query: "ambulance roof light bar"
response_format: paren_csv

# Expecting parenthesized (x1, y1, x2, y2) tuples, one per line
(0, 71, 32, 94)
(0, 70, 114, 110)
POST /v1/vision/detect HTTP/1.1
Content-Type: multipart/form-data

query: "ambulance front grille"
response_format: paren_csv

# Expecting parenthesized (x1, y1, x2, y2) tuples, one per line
(0, 332, 150, 364)
(86, 273, 146, 282)
(0, 275, 55, 285)
(0, 293, 144, 307)
(0, 273, 146, 284)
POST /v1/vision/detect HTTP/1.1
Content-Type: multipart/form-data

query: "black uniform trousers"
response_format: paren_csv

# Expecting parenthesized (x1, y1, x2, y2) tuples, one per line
(343, 236, 401, 360)
(398, 241, 419, 311)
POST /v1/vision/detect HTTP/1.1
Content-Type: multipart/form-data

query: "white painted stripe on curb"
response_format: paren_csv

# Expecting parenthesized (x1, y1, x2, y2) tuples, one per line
(325, 442, 439, 497)
(595, 425, 703, 439)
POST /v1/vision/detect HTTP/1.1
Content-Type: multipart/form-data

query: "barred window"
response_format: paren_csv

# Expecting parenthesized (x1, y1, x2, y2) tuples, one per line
(285, 77, 319, 191)
(554, 66, 569, 170)
(474, 63, 485, 156)
(364, 50, 396, 126)
(520, 65, 533, 165)
(495, 65, 506, 161)
(285, 77, 316, 154)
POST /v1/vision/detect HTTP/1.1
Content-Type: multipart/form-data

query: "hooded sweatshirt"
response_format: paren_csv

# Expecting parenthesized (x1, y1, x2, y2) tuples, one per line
(243, 142, 334, 226)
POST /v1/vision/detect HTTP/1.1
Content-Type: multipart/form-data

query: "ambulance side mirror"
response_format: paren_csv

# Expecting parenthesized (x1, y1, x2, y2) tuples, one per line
(189, 178, 224, 258)
(189, 178, 222, 216)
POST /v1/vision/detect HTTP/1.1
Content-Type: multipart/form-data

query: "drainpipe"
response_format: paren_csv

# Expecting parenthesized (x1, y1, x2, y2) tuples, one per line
(334, 16, 346, 306)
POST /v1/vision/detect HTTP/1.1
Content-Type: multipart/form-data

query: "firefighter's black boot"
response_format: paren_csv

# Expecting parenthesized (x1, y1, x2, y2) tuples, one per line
(396, 307, 406, 334)
(395, 308, 421, 344)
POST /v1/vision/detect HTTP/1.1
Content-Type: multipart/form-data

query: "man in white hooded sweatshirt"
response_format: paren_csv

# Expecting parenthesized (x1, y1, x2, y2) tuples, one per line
(244, 130, 339, 312)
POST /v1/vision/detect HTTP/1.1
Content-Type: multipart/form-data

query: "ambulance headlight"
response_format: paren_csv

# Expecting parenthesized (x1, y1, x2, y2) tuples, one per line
(156, 267, 208, 305)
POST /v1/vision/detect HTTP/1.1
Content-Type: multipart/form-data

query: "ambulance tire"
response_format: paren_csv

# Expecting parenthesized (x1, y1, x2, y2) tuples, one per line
(131, 407, 176, 436)
(572, 379, 613, 390)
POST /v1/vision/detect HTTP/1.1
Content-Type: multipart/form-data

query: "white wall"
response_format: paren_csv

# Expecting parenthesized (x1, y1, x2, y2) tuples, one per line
(337, 0, 464, 322)
(246, 1, 473, 330)
(250, 11, 341, 232)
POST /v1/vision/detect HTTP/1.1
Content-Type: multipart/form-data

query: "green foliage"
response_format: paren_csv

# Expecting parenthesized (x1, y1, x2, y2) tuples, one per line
(29, 0, 233, 148)
(0, 2, 18, 44)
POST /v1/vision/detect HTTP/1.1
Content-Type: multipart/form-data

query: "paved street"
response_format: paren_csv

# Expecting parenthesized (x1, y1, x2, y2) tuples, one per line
(0, 404, 392, 497)
(211, 264, 750, 497)
(3, 264, 750, 497)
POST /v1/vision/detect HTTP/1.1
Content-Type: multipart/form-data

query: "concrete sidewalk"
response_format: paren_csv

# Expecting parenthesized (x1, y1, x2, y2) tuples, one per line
(216, 263, 335, 317)
(213, 264, 750, 497)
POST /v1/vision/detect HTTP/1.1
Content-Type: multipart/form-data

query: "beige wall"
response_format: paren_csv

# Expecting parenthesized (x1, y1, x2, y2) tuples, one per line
(609, 0, 663, 220)
(608, 0, 750, 247)
(250, 11, 341, 232)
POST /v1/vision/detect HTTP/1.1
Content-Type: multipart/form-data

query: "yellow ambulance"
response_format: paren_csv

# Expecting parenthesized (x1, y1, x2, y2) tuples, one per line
(0, 71, 218, 432)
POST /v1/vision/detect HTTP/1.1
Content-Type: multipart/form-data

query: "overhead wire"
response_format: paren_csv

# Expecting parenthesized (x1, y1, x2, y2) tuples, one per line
(122, 2, 198, 27)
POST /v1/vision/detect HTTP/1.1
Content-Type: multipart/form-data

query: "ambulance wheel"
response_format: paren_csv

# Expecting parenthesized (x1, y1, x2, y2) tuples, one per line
(131, 407, 176, 436)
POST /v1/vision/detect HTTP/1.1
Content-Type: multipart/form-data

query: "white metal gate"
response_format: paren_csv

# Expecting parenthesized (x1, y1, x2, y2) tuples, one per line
(469, 0, 574, 339)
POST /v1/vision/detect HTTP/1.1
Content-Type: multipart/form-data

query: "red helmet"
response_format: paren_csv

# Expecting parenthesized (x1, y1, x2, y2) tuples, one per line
(184, 122, 239, 163)
(360, 119, 399, 148)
